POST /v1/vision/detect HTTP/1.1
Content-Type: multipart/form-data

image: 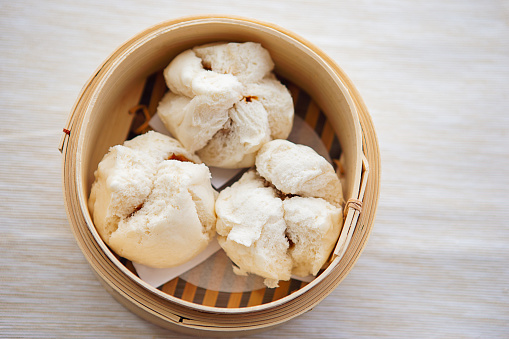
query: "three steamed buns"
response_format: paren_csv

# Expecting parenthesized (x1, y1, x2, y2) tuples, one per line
(88, 42, 344, 288)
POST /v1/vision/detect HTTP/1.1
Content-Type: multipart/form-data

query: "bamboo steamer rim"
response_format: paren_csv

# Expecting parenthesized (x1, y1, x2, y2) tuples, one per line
(60, 15, 380, 334)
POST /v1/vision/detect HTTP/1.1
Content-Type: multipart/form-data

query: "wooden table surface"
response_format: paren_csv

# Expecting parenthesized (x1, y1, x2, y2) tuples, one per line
(1, 1, 508, 338)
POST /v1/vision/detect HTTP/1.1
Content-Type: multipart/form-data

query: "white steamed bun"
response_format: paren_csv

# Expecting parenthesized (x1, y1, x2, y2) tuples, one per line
(215, 140, 343, 288)
(88, 131, 216, 268)
(157, 42, 294, 168)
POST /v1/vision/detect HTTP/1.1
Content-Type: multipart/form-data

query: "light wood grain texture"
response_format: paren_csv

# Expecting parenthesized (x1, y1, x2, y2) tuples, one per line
(1, 1, 508, 338)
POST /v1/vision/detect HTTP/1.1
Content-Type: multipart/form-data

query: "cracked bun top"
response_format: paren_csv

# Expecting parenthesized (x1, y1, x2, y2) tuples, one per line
(255, 139, 343, 207)
(157, 42, 294, 168)
(88, 131, 216, 268)
(215, 140, 343, 288)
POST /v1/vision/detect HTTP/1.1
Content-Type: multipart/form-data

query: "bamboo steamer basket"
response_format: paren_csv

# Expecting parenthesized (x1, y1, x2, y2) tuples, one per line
(60, 15, 380, 337)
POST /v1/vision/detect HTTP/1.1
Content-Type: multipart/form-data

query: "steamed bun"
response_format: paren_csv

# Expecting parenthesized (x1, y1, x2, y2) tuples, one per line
(157, 42, 294, 168)
(215, 140, 344, 288)
(88, 131, 216, 268)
